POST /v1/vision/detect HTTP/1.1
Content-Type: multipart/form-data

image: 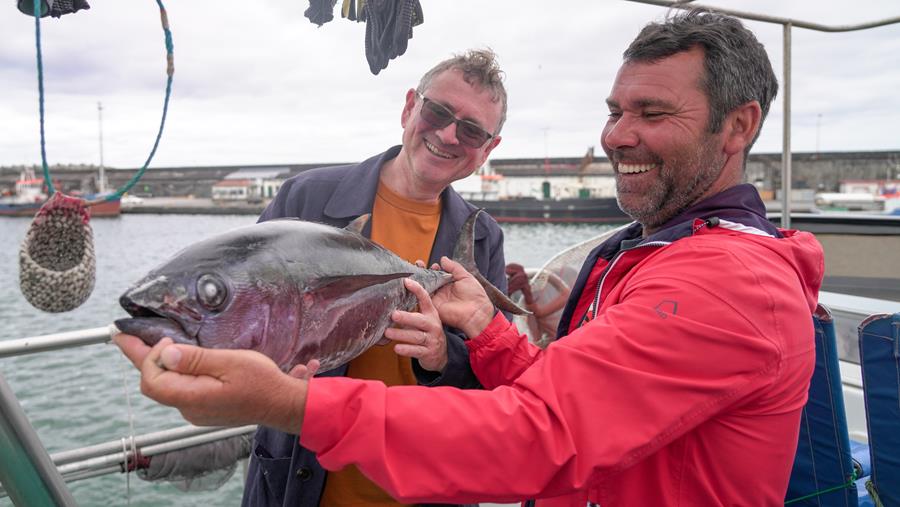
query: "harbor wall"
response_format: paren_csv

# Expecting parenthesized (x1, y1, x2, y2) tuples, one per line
(2, 150, 897, 199)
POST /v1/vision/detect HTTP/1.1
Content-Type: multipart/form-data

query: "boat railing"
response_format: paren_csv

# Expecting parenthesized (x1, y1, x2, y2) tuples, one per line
(0, 324, 256, 501)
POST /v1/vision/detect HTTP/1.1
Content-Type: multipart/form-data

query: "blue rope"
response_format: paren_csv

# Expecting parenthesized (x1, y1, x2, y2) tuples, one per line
(33, 0, 53, 195)
(32, 0, 175, 205)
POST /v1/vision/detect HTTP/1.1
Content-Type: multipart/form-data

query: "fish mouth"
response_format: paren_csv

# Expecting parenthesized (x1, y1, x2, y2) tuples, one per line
(116, 280, 202, 346)
(114, 316, 195, 346)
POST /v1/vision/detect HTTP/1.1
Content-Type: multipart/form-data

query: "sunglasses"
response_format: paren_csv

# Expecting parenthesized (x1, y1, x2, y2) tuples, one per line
(416, 92, 495, 149)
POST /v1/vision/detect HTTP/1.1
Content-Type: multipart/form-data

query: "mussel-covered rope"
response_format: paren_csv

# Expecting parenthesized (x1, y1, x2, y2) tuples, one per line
(19, 193, 96, 312)
(31, 0, 175, 206)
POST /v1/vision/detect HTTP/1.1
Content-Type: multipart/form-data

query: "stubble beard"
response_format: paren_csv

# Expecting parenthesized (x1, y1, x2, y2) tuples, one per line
(615, 136, 725, 231)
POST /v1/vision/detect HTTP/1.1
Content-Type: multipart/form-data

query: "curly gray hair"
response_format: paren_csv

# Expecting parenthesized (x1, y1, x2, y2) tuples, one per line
(417, 48, 508, 134)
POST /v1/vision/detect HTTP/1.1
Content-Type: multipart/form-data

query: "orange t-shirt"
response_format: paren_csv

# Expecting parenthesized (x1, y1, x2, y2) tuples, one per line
(319, 180, 441, 507)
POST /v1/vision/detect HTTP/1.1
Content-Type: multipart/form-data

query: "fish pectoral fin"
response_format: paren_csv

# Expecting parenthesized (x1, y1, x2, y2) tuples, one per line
(344, 214, 371, 235)
(311, 273, 411, 300)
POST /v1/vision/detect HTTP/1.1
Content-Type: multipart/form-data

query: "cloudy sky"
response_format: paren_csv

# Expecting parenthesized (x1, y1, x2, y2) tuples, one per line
(1, 0, 899, 169)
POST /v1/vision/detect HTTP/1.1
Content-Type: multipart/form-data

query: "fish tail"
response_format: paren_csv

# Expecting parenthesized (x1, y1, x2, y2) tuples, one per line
(453, 209, 529, 316)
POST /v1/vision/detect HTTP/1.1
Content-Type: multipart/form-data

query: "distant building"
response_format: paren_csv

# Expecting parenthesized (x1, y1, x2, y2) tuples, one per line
(212, 167, 291, 202)
(212, 179, 254, 201)
(839, 179, 900, 197)
(454, 149, 617, 200)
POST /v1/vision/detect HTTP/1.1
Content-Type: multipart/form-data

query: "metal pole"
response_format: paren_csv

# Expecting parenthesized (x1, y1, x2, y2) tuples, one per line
(624, 0, 900, 32)
(140, 425, 254, 457)
(54, 427, 254, 481)
(52, 423, 246, 465)
(97, 101, 106, 193)
(0, 372, 77, 507)
(0, 325, 116, 359)
(781, 23, 792, 228)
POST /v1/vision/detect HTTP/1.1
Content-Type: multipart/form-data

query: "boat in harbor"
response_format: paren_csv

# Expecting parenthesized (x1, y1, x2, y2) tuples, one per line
(0, 169, 47, 217)
(455, 148, 630, 224)
(0, 169, 121, 218)
(465, 195, 629, 223)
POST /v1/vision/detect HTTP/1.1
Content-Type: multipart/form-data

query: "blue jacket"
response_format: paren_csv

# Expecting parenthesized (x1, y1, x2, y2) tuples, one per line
(242, 146, 507, 507)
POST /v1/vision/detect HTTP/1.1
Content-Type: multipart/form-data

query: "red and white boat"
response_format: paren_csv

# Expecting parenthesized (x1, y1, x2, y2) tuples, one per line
(0, 169, 120, 218)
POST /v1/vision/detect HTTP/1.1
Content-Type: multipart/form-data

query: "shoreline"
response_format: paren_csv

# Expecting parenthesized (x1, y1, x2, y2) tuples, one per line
(122, 197, 265, 215)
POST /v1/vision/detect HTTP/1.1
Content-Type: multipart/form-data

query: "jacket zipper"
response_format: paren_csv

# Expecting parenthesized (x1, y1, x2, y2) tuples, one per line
(583, 241, 670, 327)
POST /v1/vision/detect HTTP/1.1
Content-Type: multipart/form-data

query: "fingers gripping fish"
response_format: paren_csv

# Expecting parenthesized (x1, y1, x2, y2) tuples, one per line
(115, 209, 525, 373)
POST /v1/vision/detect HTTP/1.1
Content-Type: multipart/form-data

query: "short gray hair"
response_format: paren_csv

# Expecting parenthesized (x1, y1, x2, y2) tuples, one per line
(417, 48, 508, 134)
(624, 9, 778, 153)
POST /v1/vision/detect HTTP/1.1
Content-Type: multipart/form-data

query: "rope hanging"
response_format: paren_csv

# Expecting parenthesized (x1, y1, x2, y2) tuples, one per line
(19, 0, 175, 313)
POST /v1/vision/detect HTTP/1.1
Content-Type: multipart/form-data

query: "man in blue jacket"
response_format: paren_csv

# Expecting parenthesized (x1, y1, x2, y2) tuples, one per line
(242, 48, 509, 507)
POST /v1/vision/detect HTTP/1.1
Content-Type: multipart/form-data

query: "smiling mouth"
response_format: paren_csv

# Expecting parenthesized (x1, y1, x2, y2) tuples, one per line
(617, 163, 658, 174)
(424, 140, 455, 159)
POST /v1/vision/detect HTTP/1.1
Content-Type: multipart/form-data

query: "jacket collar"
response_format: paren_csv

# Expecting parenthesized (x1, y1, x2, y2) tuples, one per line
(556, 184, 781, 338)
(323, 146, 402, 220)
(643, 183, 781, 244)
(596, 184, 781, 260)
(322, 145, 486, 242)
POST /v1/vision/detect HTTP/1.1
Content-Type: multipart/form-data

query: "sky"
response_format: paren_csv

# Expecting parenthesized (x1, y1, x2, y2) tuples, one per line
(1, 0, 899, 169)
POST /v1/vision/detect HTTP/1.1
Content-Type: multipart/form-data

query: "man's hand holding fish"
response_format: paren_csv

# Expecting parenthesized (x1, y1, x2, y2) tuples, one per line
(383, 277, 450, 372)
(113, 333, 309, 435)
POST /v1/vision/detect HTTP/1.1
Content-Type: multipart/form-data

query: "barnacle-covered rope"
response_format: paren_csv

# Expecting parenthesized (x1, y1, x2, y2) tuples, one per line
(19, 193, 95, 313)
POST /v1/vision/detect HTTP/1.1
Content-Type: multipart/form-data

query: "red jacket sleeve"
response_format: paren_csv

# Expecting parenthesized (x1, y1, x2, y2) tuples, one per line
(465, 312, 543, 389)
(299, 250, 789, 503)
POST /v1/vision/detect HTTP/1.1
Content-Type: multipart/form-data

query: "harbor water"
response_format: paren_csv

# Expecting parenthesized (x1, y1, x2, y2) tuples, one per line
(0, 214, 618, 506)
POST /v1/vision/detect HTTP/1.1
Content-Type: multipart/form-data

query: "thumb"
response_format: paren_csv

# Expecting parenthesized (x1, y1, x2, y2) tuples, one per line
(157, 343, 229, 378)
(159, 344, 184, 370)
(439, 256, 470, 281)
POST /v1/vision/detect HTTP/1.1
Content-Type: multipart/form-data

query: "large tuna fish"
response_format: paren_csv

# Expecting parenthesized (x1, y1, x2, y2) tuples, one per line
(115, 210, 521, 373)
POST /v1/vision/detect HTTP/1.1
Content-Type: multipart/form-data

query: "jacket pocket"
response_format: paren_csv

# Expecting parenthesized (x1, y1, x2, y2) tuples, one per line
(251, 440, 292, 506)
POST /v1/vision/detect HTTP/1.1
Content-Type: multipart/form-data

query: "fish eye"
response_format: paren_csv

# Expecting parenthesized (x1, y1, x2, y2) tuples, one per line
(196, 274, 228, 311)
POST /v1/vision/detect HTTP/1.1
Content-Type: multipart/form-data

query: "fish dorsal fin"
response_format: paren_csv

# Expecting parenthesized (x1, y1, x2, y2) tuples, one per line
(345, 214, 371, 235)
(311, 272, 410, 301)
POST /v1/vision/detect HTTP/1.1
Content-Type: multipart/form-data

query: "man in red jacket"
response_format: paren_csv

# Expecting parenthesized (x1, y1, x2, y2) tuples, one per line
(116, 9, 824, 506)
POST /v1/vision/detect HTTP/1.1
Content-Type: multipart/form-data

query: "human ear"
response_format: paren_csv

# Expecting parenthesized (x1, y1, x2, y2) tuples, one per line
(723, 101, 762, 156)
(400, 88, 417, 128)
(477, 135, 502, 165)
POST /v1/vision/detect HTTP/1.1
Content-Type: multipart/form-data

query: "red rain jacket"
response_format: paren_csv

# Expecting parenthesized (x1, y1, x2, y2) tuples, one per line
(301, 188, 824, 506)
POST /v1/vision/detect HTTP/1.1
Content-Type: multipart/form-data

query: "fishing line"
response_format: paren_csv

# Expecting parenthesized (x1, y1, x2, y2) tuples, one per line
(19, 0, 175, 313)
(117, 354, 138, 505)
